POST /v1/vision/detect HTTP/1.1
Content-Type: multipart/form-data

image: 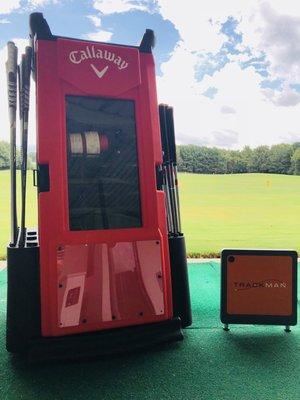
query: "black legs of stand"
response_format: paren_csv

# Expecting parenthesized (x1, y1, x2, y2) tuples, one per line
(223, 324, 292, 333)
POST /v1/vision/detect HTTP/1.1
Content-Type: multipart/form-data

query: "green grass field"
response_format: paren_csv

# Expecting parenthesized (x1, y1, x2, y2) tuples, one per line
(0, 170, 37, 259)
(180, 172, 300, 256)
(0, 170, 299, 259)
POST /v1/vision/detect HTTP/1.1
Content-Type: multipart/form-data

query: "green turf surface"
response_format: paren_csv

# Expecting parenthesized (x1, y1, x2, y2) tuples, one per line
(1, 171, 300, 258)
(0, 263, 299, 400)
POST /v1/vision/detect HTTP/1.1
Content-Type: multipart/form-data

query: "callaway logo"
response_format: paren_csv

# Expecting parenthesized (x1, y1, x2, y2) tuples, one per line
(234, 279, 287, 291)
(69, 45, 129, 80)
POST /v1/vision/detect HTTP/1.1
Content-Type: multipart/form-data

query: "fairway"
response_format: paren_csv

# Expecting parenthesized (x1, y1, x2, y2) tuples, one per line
(180, 173, 300, 256)
(0, 170, 300, 258)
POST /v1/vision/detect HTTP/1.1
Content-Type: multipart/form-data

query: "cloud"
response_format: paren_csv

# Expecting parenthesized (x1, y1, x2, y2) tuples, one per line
(85, 12, 112, 42)
(157, 49, 300, 149)
(220, 105, 236, 114)
(211, 130, 239, 148)
(264, 86, 300, 107)
(176, 129, 239, 149)
(202, 87, 218, 99)
(87, 14, 102, 28)
(279, 132, 300, 144)
(0, 0, 20, 14)
(239, 2, 300, 83)
(157, 0, 227, 53)
(0, 0, 60, 14)
(92, 0, 150, 15)
(0, 18, 10, 23)
(28, 0, 59, 6)
(84, 30, 113, 42)
(155, 1, 300, 148)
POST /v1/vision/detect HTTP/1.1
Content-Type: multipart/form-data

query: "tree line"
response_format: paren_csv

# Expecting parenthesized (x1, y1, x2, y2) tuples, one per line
(0, 141, 35, 170)
(1, 139, 300, 175)
(177, 143, 300, 175)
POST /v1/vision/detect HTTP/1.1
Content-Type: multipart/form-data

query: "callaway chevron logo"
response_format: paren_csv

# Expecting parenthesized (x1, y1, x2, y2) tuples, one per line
(90, 64, 109, 78)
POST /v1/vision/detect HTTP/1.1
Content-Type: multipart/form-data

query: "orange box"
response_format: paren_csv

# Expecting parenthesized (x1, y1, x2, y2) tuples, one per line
(221, 249, 298, 326)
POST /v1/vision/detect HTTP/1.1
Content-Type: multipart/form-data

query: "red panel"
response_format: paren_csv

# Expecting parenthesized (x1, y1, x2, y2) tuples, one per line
(57, 38, 141, 96)
(57, 241, 165, 334)
(36, 38, 173, 337)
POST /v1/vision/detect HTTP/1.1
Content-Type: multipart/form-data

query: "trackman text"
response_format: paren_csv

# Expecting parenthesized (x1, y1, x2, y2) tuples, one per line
(234, 280, 287, 291)
(69, 46, 129, 70)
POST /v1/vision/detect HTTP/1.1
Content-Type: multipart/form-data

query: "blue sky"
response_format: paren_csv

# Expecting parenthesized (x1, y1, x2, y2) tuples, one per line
(1, 0, 300, 148)
(0, 1, 179, 74)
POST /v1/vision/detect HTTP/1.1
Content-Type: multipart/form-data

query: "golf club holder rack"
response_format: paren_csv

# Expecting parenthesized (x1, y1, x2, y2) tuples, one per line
(6, 13, 192, 361)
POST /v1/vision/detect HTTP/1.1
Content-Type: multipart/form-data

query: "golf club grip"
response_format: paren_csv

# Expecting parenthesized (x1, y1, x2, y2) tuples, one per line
(23, 47, 32, 110)
(19, 56, 25, 118)
(166, 107, 177, 164)
(6, 42, 18, 108)
(6, 42, 18, 76)
(159, 104, 170, 164)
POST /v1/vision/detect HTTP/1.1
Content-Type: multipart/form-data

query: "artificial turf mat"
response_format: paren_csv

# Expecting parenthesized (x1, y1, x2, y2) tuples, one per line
(0, 262, 299, 400)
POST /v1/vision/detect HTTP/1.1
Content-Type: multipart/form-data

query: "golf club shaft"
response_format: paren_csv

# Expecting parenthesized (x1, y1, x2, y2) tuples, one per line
(166, 106, 181, 235)
(166, 163, 179, 234)
(163, 165, 173, 233)
(6, 42, 18, 246)
(19, 47, 32, 247)
(173, 165, 182, 233)
(159, 105, 171, 232)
